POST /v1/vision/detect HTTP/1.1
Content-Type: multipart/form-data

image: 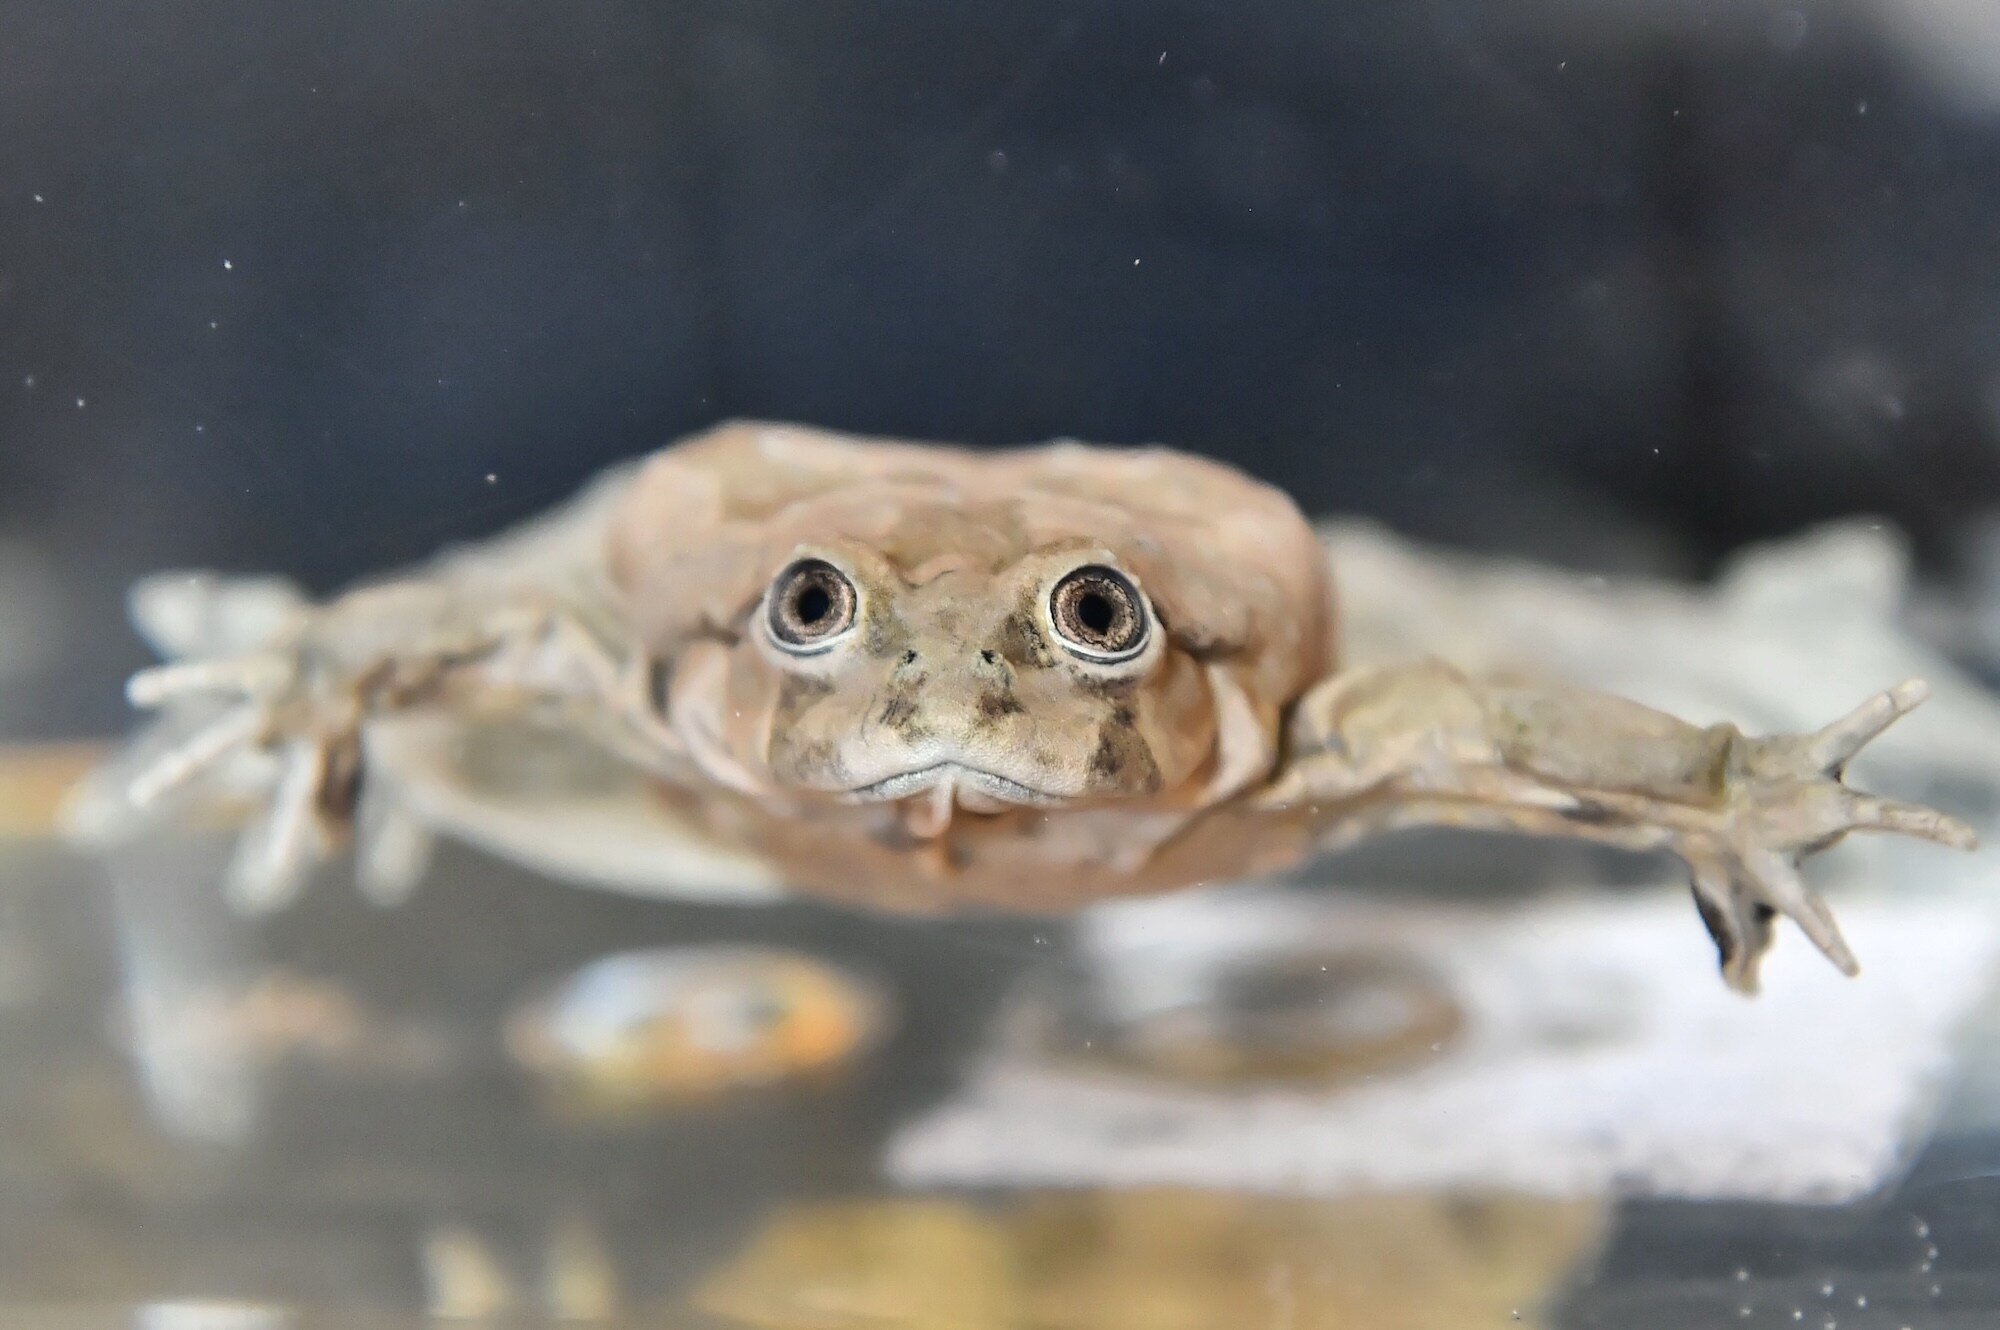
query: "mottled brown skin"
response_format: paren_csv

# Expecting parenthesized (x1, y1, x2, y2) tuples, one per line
(604, 423, 1333, 906)
(111, 422, 1976, 994)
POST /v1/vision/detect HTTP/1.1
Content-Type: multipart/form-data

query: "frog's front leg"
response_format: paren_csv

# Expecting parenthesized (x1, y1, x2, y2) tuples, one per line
(1254, 660, 1976, 993)
(108, 578, 679, 910)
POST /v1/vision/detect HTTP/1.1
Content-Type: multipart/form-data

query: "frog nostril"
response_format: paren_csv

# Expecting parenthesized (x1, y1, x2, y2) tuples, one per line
(901, 649, 919, 666)
(979, 650, 998, 666)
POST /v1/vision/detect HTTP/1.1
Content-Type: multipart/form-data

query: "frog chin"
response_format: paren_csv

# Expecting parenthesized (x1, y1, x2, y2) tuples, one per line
(839, 762, 1067, 842)
(841, 762, 1064, 810)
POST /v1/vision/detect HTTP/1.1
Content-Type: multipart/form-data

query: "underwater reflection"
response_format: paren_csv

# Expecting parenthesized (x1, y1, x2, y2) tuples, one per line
(694, 1189, 1606, 1330)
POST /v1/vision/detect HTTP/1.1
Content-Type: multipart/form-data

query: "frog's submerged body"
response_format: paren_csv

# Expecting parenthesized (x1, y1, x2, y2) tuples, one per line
(72, 422, 1975, 994)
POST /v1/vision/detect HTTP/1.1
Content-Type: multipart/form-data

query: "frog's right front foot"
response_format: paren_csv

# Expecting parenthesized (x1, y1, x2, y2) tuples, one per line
(82, 581, 666, 913)
(122, 643, 373, 911)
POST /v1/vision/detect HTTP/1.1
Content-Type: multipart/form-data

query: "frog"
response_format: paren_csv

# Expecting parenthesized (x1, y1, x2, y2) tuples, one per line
(68, 421, 1976, 995)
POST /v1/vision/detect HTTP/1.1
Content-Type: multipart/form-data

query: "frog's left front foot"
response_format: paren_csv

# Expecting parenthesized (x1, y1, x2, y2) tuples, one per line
(1678, 681, 1976, 993)
(1263, 662, 1975, 994)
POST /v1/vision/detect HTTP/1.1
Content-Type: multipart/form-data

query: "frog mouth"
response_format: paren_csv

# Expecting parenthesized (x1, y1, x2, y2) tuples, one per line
(843, 763, 1062, 808)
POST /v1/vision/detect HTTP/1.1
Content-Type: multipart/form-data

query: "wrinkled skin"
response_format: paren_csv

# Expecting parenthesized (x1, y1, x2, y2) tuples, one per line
(84, 422, 1976, 994)
(616, 432, 1327, 807)
(607, 427, 1331, 893)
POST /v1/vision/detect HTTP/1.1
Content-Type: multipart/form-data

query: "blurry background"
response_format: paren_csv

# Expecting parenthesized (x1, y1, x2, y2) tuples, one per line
(10, 6, 2000, 1323)
(6, 0, 2000, 732)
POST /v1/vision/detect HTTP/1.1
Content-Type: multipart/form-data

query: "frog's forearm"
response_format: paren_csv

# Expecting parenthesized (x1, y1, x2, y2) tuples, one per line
(1265, 661, 1933, 829)
(1298, 788, 1680, 860)
(133, 578, 653, 733)
(109, 574, 682, 911)
(1263, 660, 1722, 805)
(1259, 659, 1973, 993)
(124, 575, 682, 821)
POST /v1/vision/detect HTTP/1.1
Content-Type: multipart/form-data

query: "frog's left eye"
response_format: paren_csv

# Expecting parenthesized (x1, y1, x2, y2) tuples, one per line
(1049, 565, 1150, 662)
(766, 558, 858, 653)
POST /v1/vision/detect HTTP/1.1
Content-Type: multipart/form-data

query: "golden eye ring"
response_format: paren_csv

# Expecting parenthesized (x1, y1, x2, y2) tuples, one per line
(766, 558, 858, 653)
(1049, 565, 1149, 662)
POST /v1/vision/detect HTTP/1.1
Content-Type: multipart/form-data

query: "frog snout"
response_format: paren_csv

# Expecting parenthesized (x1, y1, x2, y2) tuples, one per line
(873, 643, 1026, 740)
(888, 641, 1016, 687)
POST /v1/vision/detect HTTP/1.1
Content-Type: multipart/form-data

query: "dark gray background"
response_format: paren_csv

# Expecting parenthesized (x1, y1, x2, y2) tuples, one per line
(6, 0, 2000, 734)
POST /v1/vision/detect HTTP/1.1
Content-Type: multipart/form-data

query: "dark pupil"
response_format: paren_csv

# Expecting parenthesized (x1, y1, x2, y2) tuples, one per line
(795, 582, 832, 625)
(1075, 590, 1115, 636)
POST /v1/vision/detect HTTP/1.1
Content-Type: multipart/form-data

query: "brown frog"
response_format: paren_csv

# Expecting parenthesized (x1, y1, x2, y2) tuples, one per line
(77, 422, 1975, 993)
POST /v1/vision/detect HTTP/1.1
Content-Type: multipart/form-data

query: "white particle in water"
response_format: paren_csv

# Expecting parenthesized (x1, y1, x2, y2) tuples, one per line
(484, 473, 497, 484)
(208, 321, 218, 329)
(74, 397, 85, 408)
(32, 193, 44, 203)
(1820, 1283, 1833, 1297)
(1855, 1296, 1866, 1308)
(22, 375, 33, 388)
(1736, 1269, 1751, 1282)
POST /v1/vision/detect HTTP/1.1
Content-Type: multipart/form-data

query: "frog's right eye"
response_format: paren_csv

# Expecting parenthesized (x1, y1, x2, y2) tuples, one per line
(765, 558, 858, 653)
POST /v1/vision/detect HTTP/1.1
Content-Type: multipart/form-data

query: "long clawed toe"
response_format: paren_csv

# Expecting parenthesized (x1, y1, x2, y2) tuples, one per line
(123, 704, 270, 810)
(1802, 678, 1930, 775)
(1798, 682, 1977, 849)
(1685, 845, 1848, 995)
(120, 653, 296, 813)
(1690, 851, 1857, 995)
(355, 789, 437, 908)
(126, 654, 291, 709)
(1741, 848, 1858, 977)
(223, 741, 337, 913)
(1842, 792, 1979, 851)
(1766, 679, 1978, 855)
(1688, 871, 1777, 995)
